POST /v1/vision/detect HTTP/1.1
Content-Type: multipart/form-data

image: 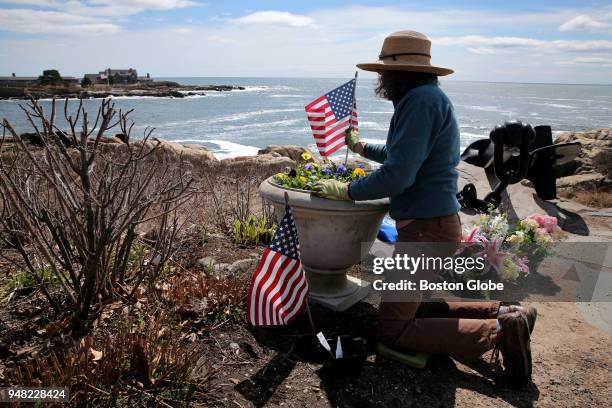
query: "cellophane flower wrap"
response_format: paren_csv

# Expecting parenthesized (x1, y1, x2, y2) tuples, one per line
(459, 210, 561, 283)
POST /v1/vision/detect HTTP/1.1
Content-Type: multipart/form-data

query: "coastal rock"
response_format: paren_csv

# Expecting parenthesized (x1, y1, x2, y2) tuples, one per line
(133, 140, 218, 165)
(221, 153, 294, 172)
(551, 128, 611, 203)
(556, 174, 606, 190)
(258, 145, 317, 162)
(554, 128, 611, 180)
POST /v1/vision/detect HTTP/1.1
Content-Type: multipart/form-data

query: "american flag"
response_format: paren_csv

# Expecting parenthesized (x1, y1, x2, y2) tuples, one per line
(305, 79, 358, 156)
(247, 207, 309, 326)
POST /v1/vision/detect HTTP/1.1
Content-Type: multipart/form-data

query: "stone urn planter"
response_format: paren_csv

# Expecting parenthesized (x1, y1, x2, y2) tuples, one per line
(259, 177, 389, 311)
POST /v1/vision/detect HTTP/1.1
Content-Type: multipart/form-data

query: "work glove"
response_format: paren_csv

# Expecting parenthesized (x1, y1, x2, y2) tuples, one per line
(312, 180, 351, 201)
(344, 128, 360, 152)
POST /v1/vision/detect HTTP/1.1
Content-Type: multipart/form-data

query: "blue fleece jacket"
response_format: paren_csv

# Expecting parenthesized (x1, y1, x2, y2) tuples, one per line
(348, 83, 460, 219)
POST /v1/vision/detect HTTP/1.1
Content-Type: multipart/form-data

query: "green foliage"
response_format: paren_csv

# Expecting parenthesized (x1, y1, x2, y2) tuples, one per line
(38, 69, 62, 84)
(81, 76, 92, 87)
(232, 215, 275, 245)
(8, 268, 57, 291)
(273, 161, 366, 191)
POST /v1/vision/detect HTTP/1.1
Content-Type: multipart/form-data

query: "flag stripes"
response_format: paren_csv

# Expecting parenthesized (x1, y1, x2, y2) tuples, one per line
(305, 79, 358, 156)
(247, 207, 309, 326)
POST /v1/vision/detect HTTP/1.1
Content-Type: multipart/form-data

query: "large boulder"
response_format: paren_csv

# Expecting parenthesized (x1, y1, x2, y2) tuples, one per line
(130, 139, 217, 165)
(221, 152, 294, 173)
(257, 145, 317, 162)
(552, 129, 611, 204)
(555, 128, 611, 181)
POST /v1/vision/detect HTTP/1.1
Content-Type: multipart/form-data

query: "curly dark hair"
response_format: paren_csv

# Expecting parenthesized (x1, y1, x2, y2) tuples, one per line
(375, 70, 438, 102)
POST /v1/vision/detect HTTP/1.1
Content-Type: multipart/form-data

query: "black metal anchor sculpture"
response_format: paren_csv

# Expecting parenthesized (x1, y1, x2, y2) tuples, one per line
(457, 121, 581, 213)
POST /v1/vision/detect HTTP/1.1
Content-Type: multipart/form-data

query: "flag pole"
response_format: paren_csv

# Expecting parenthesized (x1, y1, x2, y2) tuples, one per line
(344, 71, 358, 166)
(284, 192, 316, 333)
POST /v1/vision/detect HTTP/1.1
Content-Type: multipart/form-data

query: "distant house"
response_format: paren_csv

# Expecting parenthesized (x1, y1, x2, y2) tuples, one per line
(0, 73, 38, 88)
(102, 68, 138, 84)
(83, 68, 149, 85)
(138, 73, 153, 83)
(83, 73, 99, 84)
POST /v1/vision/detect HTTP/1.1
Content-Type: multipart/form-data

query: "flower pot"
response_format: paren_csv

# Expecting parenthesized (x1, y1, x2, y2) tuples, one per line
(259, 177, 389, 311)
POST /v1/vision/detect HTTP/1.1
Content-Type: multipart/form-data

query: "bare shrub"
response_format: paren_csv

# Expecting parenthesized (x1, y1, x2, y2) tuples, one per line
(201, 161, 277, 243)
(10, 311, 215, 406)
(0, 98, 194, 331)
(163, 268, 248, 324)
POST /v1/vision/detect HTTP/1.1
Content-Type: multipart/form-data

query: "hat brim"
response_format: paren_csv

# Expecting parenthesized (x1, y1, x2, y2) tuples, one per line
(357, 60, 453, 76)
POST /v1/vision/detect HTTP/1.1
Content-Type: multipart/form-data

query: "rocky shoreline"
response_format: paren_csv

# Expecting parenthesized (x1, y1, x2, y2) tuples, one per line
(3, 128, 610, 210)
(0, 81, 245, 100)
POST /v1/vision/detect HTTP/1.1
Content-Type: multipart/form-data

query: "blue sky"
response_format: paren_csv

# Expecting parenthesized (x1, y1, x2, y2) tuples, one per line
(0, 1, 611, 83)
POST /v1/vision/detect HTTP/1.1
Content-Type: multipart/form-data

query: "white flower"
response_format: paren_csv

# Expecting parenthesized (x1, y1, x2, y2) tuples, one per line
(500, 257, 520, 281)
(506, 231, 525, 246)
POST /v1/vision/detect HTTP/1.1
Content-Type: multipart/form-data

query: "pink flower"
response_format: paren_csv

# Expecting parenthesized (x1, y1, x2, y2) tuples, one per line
(461, 226, 479, 243)
(516, 256, 530, 274)
(475, 236, 507, 274)
(527, 213, 557, 234)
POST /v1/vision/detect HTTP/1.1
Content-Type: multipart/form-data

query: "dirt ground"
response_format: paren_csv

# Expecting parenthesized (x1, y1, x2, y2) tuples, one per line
(200, 298, 611, 407)
(1, 230, 611, 407)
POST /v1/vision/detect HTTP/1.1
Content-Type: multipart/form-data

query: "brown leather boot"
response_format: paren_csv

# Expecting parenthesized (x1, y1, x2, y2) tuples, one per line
(495, 311, 532, 386)
(507, 305, 537, 334)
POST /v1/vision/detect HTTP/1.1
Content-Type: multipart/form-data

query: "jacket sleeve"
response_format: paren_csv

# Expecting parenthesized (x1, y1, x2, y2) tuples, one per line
(362, 143, 387, 164)
(348, 100, 439, 201)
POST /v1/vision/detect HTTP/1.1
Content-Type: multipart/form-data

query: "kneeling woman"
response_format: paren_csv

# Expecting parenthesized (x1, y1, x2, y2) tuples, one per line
(313, 31, 536, 385)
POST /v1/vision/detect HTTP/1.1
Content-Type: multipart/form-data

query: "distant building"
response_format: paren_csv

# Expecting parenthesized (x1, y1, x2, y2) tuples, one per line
(138, 73, 153, 83)
(0, 73, 38, 87)
(82, 68, 151, 85)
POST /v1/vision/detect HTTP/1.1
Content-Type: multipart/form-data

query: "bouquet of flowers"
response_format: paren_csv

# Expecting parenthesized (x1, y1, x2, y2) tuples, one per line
(272, 152, 367, 191)
(461, 211, 560, 282)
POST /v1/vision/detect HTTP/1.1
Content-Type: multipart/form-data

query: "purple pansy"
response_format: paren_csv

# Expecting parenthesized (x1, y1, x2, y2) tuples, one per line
(336, 164, 347, 175)
(322, 167, 333, 175)
(304, 164, 314, 171)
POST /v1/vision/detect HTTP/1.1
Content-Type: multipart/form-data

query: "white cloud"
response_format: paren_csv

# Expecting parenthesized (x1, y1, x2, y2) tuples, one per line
(559, 57, 612, 67)
(467, 47, 499, 55)
(87, 0, 200, 11)
(173, 27, 194, 34)
(0, 8, 121, 35)
(0, 0, 204, 34)
(435, 35, 544, 47)
(231, 11, 314, 27)
(2, 0, 60, 6)
(434, 35, 612, 53)
(559, 15, 609, 32)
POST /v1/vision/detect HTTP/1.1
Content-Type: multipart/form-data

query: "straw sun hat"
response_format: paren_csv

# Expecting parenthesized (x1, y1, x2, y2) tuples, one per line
(357, 30, 453, 76)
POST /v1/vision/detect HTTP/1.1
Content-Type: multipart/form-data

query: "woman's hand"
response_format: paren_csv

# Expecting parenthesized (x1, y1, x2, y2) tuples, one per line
(345, 129, 366, 156)
(312, 180, 351, 200)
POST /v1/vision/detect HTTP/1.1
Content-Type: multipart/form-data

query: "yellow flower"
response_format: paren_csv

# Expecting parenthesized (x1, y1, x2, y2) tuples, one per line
(301, 152, 313, 161)
(352, 167, 366, 177)
(298, 176, 307, 187)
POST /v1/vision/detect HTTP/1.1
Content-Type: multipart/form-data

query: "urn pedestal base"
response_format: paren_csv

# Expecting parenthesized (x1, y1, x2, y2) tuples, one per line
(308, 275, 371, 312)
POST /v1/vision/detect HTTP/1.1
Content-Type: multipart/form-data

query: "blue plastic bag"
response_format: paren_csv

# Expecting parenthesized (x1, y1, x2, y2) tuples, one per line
(377, 215, 398, 243)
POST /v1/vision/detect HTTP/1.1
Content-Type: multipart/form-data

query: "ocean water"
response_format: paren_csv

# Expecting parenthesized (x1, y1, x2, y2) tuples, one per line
(1, 78, 611, 159)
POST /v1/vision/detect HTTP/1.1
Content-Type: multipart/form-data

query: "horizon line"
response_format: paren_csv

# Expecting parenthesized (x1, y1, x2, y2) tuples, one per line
(153, 76, 612, 86)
